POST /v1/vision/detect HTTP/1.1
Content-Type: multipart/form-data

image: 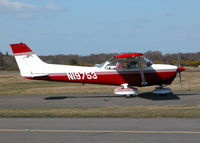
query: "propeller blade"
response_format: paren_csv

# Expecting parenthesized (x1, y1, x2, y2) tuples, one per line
(177, 66, 186, 88)
(179, 72, 182, 88)
(177, 53, 184, 88)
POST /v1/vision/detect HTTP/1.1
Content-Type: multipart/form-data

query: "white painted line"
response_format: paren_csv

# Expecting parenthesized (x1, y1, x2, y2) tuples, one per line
(0, 129, 200, 134)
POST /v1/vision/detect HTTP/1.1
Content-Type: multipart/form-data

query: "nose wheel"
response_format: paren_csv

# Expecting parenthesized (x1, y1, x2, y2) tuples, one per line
(152, 85, 172, 95)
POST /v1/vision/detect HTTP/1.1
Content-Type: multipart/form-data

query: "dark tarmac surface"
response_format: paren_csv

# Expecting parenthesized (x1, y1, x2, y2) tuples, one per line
(0, 118, 200, 143)
(0, 91, 200, 143)
(0, 91, 200, 108)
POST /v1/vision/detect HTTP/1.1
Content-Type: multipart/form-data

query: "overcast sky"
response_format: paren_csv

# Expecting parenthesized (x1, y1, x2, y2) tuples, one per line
(0, 0, 200, 55)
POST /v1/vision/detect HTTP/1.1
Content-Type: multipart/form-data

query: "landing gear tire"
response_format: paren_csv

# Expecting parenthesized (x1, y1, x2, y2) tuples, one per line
(125, 94, 136, 98)
(159, 93, 168, 96)
(114, 85, 138, 98)
(152, 85, 172, 95)
(160, 92, 172, 96)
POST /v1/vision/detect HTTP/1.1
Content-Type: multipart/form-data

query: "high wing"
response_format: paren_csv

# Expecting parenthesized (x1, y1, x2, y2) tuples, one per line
(113, 53, 143, 58)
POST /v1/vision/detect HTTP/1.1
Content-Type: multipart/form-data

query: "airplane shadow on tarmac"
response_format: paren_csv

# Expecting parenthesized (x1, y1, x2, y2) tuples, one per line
(138, 92, 180, 100)
(137, 92, 199, 100)
(44, 95, 123, 100)
(43, 92, 197, 101)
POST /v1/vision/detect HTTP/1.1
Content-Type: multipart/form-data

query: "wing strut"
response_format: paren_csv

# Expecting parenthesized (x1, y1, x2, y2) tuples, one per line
(138, 56, 148, 86)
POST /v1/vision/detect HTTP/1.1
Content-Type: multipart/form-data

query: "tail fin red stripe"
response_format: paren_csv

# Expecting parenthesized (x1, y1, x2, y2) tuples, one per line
(10, 43, 32, 54)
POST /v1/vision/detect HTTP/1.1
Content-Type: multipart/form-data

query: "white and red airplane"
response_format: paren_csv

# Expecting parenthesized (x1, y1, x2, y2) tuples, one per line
(10, 43, 186, 97)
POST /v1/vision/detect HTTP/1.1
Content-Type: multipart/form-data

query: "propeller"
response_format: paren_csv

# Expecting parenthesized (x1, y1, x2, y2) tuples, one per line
(177, 54, 182, 88)
(177, 54, 186, 88)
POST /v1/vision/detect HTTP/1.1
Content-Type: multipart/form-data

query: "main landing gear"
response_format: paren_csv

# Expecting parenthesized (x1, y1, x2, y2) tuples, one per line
(114, 84, 173, 98)
(152, 85, 172, 95)
(114, 83, 138, 98)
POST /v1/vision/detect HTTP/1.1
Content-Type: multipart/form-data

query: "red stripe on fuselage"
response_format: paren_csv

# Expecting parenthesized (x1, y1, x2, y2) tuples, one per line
(24, 69, 177, 86)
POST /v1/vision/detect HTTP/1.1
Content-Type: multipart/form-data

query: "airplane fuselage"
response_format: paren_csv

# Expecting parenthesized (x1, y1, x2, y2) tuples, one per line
(23, 63, 177, 87)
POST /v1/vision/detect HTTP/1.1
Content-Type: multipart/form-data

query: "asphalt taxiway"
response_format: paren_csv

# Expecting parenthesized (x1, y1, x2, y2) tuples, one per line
(0, 91, 200, 108)
(0, 118, 200, 143)
(0, 91, 200, 143)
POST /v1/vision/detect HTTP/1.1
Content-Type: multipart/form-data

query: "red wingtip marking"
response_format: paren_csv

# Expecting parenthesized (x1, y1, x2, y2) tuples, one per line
(10, 43, 32, 54)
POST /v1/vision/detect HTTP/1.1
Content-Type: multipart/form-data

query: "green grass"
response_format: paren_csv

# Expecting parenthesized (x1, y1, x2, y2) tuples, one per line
(0, 105, 200, 118)
(0, 71, 115, 96)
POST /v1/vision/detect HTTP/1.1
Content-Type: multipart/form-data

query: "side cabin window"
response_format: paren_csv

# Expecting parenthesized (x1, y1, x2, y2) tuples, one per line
(126, 61, 138, 69)
(104, 59, 140, 70)
(98, 57, 153, 70)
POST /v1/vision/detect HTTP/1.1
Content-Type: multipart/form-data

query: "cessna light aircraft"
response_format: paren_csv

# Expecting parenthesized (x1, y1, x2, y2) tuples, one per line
(10, 43, 186, 97)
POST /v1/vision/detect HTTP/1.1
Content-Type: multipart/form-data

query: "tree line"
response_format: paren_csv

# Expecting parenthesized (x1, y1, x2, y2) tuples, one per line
(0, 51, 200, 71)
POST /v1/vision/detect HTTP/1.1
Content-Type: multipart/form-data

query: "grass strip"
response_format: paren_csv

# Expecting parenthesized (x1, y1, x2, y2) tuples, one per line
(0, 105, 200, 118)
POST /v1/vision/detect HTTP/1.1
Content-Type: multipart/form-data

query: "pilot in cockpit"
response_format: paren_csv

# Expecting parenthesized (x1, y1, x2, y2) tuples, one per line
(128, 61, 138, 69)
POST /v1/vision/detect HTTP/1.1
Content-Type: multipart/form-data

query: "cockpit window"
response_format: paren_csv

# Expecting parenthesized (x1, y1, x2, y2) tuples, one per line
(95, 56, 153, 70)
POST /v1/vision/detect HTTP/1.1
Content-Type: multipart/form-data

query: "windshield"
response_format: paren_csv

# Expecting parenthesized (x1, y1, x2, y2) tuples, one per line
(144, 58, 153, 66)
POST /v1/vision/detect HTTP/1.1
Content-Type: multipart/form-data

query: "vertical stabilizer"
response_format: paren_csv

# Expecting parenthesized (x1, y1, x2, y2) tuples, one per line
(10, 43, 47, 77)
